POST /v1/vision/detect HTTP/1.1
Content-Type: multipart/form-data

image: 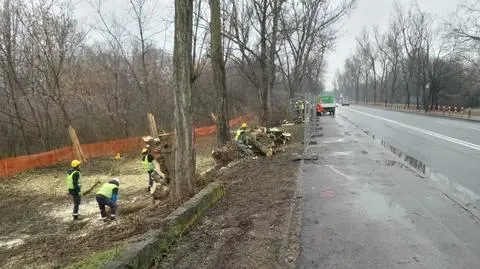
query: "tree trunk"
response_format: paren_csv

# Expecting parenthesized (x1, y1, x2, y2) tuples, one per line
(259, 0, 269, 126)
(1, 0, 30, 154)
(209, 0, 230, 147)
(355, 79, 360, 103)
(171, 0, 195, 202)
(372, 62, 377, 105)
(268, 0, 281, 127)
(364, 73, 369, 103)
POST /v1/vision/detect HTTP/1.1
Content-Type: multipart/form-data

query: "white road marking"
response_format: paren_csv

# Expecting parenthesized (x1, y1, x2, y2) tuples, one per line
(345, 108, 480, 151)
(469, 126, 480, 132)
(326, 165, 354, 181)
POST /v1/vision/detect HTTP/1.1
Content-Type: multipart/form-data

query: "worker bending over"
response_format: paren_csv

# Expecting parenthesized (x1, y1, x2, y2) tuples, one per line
(66, 160, 82, 220)
(96, 178, 120, 222)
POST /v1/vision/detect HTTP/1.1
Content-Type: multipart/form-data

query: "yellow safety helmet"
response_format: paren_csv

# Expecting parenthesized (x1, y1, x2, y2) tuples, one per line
(241, 123, 247, 128)
(142, 148, 148, 154)
(71, 159, 81, 168)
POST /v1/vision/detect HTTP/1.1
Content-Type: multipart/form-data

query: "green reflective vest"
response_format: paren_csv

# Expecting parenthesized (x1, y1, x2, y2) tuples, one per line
(235, 128, 245, 141)
(96, 183, 118, 199)
(142, 155, 155, 172)
(66, 170, 81, 190)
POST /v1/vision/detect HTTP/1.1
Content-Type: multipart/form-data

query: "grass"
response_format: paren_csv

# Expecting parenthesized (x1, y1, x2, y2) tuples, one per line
(63, 246, 126, 269)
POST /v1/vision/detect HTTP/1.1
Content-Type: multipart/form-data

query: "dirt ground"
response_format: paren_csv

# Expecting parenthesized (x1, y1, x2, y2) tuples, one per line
(0, 135, 218, 268)
(155, 124, 303, 269)
(0, 124, 302, 268)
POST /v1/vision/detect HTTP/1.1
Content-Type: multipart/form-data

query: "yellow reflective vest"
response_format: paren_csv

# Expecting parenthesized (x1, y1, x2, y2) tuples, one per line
(96, 183, 118, 199)
(142, 155, 155, 172)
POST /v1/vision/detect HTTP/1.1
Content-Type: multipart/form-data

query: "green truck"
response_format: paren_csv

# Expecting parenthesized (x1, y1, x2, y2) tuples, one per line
(316, 94, 336, 116)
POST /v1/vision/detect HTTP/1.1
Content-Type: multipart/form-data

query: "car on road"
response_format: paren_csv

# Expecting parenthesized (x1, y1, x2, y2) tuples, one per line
(341, 99, 350, 106)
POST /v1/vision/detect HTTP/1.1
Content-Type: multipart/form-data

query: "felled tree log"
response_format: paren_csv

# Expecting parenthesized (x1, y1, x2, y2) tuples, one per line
(266, 128, 291, 147)
(248, 136, 273, 157)
(212, 141, 244, 166)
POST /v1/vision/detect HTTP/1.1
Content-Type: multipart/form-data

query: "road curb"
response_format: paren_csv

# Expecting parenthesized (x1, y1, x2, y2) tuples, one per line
(358, 105, 480, 123)
(104, 182, 225, 269)
(280, 156, 305, 268)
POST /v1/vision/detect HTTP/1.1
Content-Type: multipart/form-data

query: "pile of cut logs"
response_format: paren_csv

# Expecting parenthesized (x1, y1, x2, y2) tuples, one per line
(212, 127, 291, 166)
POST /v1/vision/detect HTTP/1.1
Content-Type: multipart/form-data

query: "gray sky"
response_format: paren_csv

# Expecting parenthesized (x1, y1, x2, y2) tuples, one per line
(74, 0, 462, 91)
(325, 0, 461, 91)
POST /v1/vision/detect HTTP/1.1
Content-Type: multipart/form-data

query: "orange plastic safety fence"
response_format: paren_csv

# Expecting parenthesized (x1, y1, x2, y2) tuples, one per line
(0, 115, 252, 177)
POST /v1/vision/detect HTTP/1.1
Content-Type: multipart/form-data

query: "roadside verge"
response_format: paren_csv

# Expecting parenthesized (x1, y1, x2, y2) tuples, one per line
(76, 182, 225, 269)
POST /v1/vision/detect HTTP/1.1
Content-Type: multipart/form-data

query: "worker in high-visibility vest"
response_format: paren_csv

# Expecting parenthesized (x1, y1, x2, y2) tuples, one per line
(235, 123, 248, 143)
(141, 148, 155, 192)
(95, 178, 120, 222)
(66, 159, 82, 220)
(234, 123, 253, 155)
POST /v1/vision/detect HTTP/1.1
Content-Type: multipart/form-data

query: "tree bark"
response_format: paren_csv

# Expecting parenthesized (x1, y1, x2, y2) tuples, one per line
(209, 0, 230, 147)
(259, 0, 269, 125)
(1, 0, 30, 154)
(171, 0, 195, 201)
(268, 0, 282, 127)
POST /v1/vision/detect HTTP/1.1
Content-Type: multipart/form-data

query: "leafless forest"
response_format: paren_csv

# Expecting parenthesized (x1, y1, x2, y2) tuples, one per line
(0, 0, 355, 157)
(334, 1, 480, 110)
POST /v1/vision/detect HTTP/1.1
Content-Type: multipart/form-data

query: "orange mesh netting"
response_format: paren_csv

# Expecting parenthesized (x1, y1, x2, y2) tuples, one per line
(0, 115, 251, 177)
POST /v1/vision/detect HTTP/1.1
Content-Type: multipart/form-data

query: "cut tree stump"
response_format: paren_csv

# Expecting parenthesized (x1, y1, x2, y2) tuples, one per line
(212, 141, 244, 166)
(143, 134, 175, 184)
(150, 182, 170, 200)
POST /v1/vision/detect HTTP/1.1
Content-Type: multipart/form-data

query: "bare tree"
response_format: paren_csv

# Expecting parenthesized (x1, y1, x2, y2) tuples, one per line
(172, 0, 195, 201)
(223, 0, 283, 125)
(209, 0, 230, 146)
(448, 0, 480, 46)
(20, 0, 87, 159)
(279, 0, 355, 98)
(0, 0, 30, 154)
(399, 3, 431, 109)
(93, 0, 170, 119)
(357, 27, 378, 103)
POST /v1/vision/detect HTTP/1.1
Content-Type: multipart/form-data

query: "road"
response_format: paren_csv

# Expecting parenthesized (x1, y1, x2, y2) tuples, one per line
(296, 112, 480, 268)
(341, 106, 480, 210)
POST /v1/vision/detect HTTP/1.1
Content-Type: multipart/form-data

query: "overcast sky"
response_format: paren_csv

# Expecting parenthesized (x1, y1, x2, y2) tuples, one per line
(75, 0, 463, 91)
(324, 0, 461, 91)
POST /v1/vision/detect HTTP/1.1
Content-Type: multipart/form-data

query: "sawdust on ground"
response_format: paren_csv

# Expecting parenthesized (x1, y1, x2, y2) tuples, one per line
(0, 136, 217, 268)
(0, 124, 301, 268)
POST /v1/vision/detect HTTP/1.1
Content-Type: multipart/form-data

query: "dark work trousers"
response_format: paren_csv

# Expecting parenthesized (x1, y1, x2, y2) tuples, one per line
(148, 170, 154, 188)
(68, 189, 81, 216)
(96, 194, 117, 218)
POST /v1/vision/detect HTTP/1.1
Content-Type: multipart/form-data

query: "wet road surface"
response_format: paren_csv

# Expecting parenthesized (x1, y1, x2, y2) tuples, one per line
(341, 106, 480, 211)
(297, 113, 480, 269)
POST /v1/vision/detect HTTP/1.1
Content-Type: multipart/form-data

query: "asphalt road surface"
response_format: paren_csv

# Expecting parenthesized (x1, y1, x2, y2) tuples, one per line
(340, 106, 480, 210)
(297, 113, 480, 269)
